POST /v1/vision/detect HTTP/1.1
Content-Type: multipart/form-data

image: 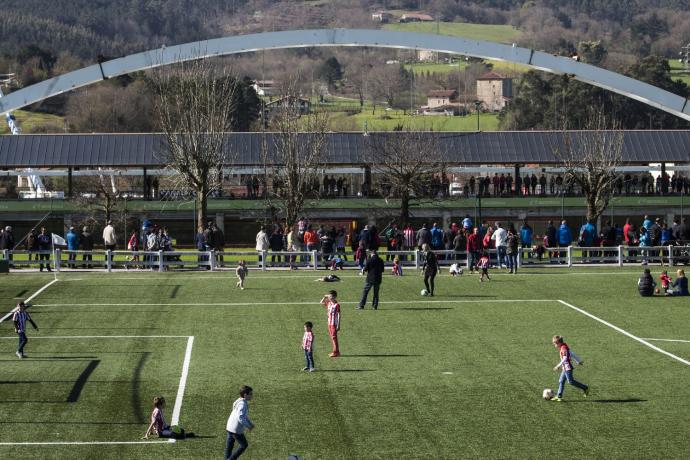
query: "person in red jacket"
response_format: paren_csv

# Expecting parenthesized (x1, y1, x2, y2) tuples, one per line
(466, 227, 481, 273)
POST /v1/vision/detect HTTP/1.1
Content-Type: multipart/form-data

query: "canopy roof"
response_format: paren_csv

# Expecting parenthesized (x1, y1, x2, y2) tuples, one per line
(0, 131, 688, 168)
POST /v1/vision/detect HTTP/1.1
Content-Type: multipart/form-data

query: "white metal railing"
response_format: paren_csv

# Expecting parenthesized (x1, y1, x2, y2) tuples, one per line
(2, 246, 688, 272)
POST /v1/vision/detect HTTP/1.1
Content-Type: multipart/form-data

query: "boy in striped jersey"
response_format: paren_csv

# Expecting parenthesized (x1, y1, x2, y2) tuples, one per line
(320, 290, 340, 357)
(551, 335, 589, 401)
(302, 321, 315, 371)
(12, 302, 38, 359)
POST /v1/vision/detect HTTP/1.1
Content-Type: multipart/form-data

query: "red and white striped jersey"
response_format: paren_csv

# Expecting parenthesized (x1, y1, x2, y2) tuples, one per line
(477, 256, 490, 269)
(559, 343, 573, 371)
(326, 301, 340, 328)
(302, 330, 314, 351)
(403, 228, 414, 248)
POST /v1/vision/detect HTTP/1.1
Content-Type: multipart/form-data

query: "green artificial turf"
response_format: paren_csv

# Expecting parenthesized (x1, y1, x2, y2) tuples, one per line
(1, 267, 690, 458)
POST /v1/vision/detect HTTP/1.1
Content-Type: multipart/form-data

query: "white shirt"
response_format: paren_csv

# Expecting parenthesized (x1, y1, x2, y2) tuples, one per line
(102, 225, 116, 245)
(226, 398, 253, 434)
(491, 227, 507, 247)
(255, 231, 269, 251)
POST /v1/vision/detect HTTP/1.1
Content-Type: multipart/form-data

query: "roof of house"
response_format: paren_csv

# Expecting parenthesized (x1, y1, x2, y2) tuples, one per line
(427, 90, 458, 98)
(1, 131, 688, 167)
(477, 71, 509, 80)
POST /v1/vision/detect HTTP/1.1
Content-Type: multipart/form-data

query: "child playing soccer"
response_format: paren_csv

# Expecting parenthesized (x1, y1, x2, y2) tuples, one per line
(551, 335, 589, 401)
(320, 290, 340, 357)
(355, 242, 366, 274)
(477, 251, 491, 282)
(235, 260, 247, 290)
(660, 270, 672, 294)
(449, 263, 463, 276)
(392, 256, 403, 276)
(225, 385, 255, 460)
(315, 274, 341, 282)
(302, 321, 315, 372)
(143, 396, 171, 439)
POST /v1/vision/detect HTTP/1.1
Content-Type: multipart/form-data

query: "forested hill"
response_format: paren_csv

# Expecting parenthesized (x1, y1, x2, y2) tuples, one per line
(2, 0, 690, 61)
(0, 0, 227, 59)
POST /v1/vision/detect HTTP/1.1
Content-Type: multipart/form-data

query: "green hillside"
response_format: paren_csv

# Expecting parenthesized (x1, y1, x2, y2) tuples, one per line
(0, 110, 64, 134)
(384, 21, 523, 44)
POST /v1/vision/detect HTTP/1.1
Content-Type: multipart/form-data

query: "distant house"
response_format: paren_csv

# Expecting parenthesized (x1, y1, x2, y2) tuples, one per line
(476, 72, 513, 111)
(427, 90, 459, 109)
(417, 49, 437, 62)
(400, 13, 434, 23)
(265, 96, 311, 115)
(252, 80, 276, 97)
(371, 11, 393, 23)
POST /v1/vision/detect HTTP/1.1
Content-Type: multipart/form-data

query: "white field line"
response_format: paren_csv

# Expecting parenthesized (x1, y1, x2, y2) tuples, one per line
(71, 271, 638, 281)
(0, 278, 59, 324)
(557, 300, 690, 366)
(33, 299, 555, 307)
(0, 335, 189, 340)
(170, 336, 194, 428)
(0, 440, 174, 446)
(641, 338, 690, 344)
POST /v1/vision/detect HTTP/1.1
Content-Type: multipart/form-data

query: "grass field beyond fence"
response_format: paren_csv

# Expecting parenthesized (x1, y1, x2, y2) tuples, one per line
(1, 267, 690, 458)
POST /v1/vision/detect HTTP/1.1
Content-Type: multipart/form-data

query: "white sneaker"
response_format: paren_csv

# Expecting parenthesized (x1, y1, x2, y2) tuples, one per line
(309, 368, 316, 372)
(16, 351, 23, 359)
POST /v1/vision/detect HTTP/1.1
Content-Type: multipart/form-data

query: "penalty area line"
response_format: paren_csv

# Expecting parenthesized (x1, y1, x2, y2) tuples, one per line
(641, 338, 690, 344)
(0, 439, 174, 446)
(0, 278, 59, 324)
(170, 336, 194, 430)
(33, 299, 555, 307)
(557, 299, 690, 367)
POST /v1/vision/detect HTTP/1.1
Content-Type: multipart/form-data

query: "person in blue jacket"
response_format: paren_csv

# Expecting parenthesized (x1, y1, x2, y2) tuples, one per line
(66, 226, 80, 269)
(520, 219, 533, 261)
(579, 220, 596, 262)
(557, 220, 572, 263)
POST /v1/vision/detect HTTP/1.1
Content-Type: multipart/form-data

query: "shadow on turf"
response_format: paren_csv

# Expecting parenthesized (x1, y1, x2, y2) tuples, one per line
(32, 310, 171, 314)
(318, 369, 375, 372)
(344, 354, 422, 358)
(0, 357, 97, 361)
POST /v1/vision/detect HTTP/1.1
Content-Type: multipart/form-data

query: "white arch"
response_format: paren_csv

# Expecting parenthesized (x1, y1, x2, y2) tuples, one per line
(1, 28, 688, 120)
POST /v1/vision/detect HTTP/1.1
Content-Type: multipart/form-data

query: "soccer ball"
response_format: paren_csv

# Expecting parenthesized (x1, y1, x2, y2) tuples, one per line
(421, 289, 429, 296)
(458, 268, 464, 275)
(542, 388, 554, 400)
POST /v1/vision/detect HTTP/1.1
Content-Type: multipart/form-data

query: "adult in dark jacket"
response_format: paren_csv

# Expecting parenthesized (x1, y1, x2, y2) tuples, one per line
(36, 227, 52, 272)
(80, 226, 94, 268)
(422, 244, 439, 296)
(637, 269, 656, 297)
(357, 250, 385, 310)
(1, 226, 15, 266)
(668, 269, 689, 296)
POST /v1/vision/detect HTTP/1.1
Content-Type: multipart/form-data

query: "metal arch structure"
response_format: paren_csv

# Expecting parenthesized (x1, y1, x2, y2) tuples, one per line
(1, 28, 689, 120)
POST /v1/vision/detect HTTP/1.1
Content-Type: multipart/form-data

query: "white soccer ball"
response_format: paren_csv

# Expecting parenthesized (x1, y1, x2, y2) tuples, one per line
(421, 289, 429, 296)
(458, 267, 464, 275)
(542, 388, 554, 400)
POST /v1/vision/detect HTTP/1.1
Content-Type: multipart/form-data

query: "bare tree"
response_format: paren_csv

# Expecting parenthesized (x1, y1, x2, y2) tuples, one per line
(262, 78, 329, 228)
(70, 172, 136, 238)
(551, 111, 624, 222)
(367, 127, 446, 224)
(151, 57, 238, 229)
